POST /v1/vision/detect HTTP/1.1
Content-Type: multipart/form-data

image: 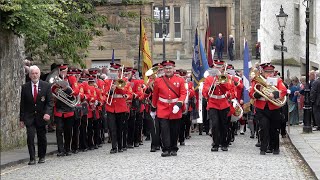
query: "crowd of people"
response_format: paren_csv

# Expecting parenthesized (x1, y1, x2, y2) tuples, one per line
(19, 55, 320, 165)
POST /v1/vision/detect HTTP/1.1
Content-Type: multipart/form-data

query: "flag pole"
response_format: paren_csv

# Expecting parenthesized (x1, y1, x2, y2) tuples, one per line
(138, 8, 142, 74)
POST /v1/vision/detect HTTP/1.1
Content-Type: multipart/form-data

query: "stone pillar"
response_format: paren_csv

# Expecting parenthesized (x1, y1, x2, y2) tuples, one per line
(0, 28, 26, 151)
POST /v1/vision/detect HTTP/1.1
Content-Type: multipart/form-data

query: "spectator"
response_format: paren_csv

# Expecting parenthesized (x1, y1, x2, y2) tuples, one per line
(289, 77, 300, 125)
(215, 33, 224, 60)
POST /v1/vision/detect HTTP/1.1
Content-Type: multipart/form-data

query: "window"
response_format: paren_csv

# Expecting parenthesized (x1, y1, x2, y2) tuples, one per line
(174, 7, 181, 39)
(294, 4, 300, 35)
(153, 6, 182, 40)
(154, 6, 170, 39)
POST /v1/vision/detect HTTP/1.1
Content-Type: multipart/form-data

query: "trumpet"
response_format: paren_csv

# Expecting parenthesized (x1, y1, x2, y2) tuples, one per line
(106, 65, 127, 105)
(208, 74, 229, 97)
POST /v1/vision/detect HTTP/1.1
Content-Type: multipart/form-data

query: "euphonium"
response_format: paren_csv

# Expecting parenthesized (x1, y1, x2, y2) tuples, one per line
(50, 77, 80, 108)
(252, 70, 286, 107)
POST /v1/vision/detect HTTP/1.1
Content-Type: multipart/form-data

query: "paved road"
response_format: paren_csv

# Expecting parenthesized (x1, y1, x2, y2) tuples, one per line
(0, 132, 307, 180)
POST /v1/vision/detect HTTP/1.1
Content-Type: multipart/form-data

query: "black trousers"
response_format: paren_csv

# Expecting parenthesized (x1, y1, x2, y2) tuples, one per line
(26, 125, 47, 160)
(71, 117, 80, 151)
(159, 118, 180, 152)
(146, 112, 160, 149)
(127, 111, 136, 146)
(209, 107, 230, 148)
(55, 116, 74, 153)
(107, 112, 126, 150)
(202, 99, 209, 133)
(256, 106, 281, 152)
(79, 115, 88, 150)
(87, 118, 100, 147)
(134, 112, 143, 143)
(179, 113, 190, 143)
(313, 105, 320, 127)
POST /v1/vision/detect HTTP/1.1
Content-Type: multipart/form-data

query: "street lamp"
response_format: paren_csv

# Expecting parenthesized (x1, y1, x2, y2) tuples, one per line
(162, 0, 166, 61)
(276, 5, 288, 80)
(302, 0, 312, 133)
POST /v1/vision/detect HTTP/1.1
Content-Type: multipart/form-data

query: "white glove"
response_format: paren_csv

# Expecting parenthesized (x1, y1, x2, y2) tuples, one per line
(150, 111, 156, 119)
(94, 100, 99, 106)
(231, 99, 237, 108)
(172, 105, 180, 114)
(287, 89, 291, 94)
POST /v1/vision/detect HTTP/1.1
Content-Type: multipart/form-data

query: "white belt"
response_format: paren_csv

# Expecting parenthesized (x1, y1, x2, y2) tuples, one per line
(209, 94, 226, 99)
(113, 94, 125, 98)
(159, 97, 178, 103)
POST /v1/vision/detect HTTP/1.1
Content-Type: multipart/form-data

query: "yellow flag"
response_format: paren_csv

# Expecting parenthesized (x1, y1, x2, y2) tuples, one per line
(140, 20, 152, 83)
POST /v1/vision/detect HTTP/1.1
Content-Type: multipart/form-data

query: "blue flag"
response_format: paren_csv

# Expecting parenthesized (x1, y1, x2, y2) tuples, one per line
(111, 49, 115, 63)
(243, 39, 252, 104)
(192, 29, 209, 90)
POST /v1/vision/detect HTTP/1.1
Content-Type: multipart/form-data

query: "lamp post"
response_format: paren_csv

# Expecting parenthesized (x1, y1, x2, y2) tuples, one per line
(276, 5, 288, 80)
(303, 0, 312, 133)
(162, 0, 166, 61)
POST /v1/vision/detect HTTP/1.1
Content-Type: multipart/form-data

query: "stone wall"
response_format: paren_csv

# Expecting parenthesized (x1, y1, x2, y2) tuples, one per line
(0, 28, 26, 151)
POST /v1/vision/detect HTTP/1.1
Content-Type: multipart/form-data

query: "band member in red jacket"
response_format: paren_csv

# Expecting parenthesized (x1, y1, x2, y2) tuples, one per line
(53, 64, 80, 156)
(202, 60, 233, 152)
(178, 69, 195, 146)
(249, 63, 287, 155)
(151, 60, 187, 157)
(105, 63, 133, 154)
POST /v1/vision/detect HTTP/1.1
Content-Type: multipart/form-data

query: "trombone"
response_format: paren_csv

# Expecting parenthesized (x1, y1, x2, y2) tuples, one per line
(106, 65, 127, 105)
(207, 64, 229, 97)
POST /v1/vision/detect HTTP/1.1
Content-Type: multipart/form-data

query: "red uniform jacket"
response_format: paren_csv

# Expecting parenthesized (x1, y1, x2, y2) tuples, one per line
(202, 75, 233, 110)
(87, 85, 100, 119)
(152, 75, 187, 120)
(249, 78, 287, 110)
(104, 79, 133, 113)
(183, 81, 195, 112)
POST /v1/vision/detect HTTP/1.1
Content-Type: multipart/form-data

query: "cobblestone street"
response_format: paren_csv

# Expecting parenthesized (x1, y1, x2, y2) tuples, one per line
(1, 132, 308, 180)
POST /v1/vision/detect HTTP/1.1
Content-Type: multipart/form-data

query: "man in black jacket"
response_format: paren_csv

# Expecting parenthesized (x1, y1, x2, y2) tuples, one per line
(20, 65, 53, 165)
(310, 71, 320, 131)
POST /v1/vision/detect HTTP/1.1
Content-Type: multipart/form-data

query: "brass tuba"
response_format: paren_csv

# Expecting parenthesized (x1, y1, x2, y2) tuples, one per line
(252, 69, 286, 107)
(47, 69, 80, 108)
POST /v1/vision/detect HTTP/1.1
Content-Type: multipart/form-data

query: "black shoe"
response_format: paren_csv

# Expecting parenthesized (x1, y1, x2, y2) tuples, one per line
(230, 138, 234, 142)
(273, 149, 280, 155)
(281, 134, 287, 138)
(180, 142, 185, 146)
(98, 144, 103, 148)
(94, 145, 99, 149)
(127, 145, 134, 149)
(234, 132, 238, 136)
(118, 149, 124, 153)
(38, 158, 45, 164)
(260, 151, 266, 155)
(199, 132, 202, 135)
(170, 151, 177, 156)
(150, 148, 156, 152)
(250, 134, 254, 139)
(110, 149, 117, 154)
(186, 136, 191, 139)
(255, 142, 261, 147)
(65, 152, 72, 156)
(88, 147, 95, 150)
(155, 146, 160, 150)
(139, 142, 143, 145)
(123, 147, 127, 151)
(72, 150, 79, 154)
(240, 132, 245, 135)
(145, 136, 150, 141)
(161, 151, 171, 157)
(266, 149, 273, 153)
(134, 143, 139, 147)
(80, 148, 88, 152)
(221, 147, 228, 151)
(211, 147, 219, 152)
(28, 160, 36, 165)
(57, 152, 65, 157)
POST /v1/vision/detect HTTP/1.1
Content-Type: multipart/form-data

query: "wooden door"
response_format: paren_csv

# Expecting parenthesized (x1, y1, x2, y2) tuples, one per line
(209, 7, 227, 53)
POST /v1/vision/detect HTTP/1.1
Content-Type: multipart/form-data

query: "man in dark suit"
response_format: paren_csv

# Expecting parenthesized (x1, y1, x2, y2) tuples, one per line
(20, 65, 53, 165)
(310, 71, 320, 131)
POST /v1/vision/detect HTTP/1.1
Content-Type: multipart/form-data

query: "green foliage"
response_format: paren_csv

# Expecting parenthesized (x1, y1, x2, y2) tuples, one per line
(0, 0, 107, 67)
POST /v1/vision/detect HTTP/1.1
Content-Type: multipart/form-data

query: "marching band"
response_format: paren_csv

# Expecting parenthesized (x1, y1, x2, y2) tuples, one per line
(46, 60, 287, 157)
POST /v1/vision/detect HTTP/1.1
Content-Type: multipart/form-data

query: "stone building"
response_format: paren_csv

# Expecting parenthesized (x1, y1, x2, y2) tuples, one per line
(86, 0, 261, 70)
(259, 0, 320, 77)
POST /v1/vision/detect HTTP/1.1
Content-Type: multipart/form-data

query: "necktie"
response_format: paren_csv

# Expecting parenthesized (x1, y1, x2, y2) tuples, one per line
(34, 84, 38, 103)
